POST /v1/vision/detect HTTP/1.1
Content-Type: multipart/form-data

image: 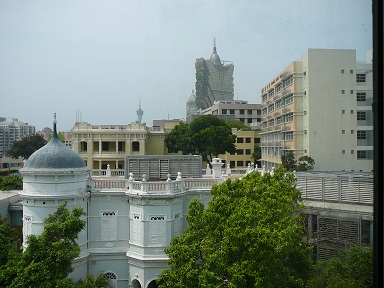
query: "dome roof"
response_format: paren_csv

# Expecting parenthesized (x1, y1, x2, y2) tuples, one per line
(210, 48, 222, 66)
(24, 115, 86, 170)
(187, 90, 196, 103)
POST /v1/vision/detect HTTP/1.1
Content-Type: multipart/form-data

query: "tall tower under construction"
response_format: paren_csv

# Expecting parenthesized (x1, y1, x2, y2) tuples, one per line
(194, 38, 234, 110)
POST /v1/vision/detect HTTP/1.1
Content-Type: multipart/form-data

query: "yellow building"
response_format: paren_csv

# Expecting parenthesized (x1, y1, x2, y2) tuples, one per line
(71, 121, 179, 170)
(218, 129, 260, 169)
(72, 121, 260, 171)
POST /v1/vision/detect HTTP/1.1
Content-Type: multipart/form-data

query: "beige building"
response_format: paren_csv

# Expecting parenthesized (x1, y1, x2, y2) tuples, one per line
(72, 119, 260, 171)
(71, 121, 176, 170)
(193, 100, 262, 129)
(260, 49, 373, 172)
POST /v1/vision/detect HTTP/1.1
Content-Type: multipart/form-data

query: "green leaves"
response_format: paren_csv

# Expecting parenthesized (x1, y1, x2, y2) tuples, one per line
(165, 115, 236, 166)
(7, 134, 47, 159)
(0, 202, 85, 287)
(158, 167, 312, 287)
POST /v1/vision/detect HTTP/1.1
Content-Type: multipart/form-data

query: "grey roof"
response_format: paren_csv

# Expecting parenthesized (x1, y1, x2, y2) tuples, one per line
(24, 122, 86, 169)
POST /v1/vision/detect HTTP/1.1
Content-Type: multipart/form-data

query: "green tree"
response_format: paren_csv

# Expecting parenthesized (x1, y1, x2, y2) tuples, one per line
(307, 245, 373, 288)
(7, 134, 47, 159)
(281, 151, 296, 171)
(78, 271, 111, 288)
(296, 156, 315, 171)
(226, 120, 252, 131)
(0, 202, 85, 287)
(157, 167, 313, 288)
(252, 145, 261, 166)
(165, 115, 237, 167)
(0, 175, 23, 191)
(47, 131, 65, 143)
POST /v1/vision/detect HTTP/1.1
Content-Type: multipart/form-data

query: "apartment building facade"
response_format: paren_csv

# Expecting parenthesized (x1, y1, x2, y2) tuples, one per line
(0, 117, 36, 157)
(196, 100, 262, 128)
(260, 49, 373, 172)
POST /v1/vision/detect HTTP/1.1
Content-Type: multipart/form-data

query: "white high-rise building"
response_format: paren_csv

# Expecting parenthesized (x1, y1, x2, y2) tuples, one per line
(260, 49, 373, 172)
(0, 117, 36, 157)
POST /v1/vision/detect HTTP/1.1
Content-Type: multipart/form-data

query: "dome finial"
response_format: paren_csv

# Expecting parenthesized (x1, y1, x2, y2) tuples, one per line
(53, 113, 58, 139)
(213, 37, 217, 53)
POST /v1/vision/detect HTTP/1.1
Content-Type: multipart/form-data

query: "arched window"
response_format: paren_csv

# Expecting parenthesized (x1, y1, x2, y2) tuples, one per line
(131, 279, 141, 288)
(104, 271, 117, 287)
(147, 279, 158, 288)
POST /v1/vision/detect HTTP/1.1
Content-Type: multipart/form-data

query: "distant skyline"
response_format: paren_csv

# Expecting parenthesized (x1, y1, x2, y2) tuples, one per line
(0, 0, 372, 131)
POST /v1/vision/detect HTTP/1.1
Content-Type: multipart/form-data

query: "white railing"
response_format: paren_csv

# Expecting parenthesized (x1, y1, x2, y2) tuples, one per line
(91, 169, 125, 176)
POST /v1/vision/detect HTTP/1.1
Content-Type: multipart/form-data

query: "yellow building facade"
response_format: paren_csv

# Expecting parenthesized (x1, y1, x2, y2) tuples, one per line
(72, 121, 260, 171)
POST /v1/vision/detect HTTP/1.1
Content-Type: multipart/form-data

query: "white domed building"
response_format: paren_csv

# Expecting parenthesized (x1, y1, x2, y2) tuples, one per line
(18, 114, 216, 287)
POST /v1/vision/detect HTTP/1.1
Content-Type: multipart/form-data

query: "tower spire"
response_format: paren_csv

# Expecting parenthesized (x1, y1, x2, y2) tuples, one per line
(136, 100, 144, 124)
(213, 37, 217, 53)
(53, 113, 58, 139)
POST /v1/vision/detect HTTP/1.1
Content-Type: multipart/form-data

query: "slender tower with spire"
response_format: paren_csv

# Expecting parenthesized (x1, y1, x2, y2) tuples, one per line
(136, 100, 144, 124)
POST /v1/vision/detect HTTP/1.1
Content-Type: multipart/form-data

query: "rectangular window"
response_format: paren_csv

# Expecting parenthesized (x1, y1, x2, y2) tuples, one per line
(132, 141, 140, 151)
(247, 118, 252, 123)
(102, 142, 109, 151)
(254, 138, 260, 144)
(351, 130, 354, 134)
(357, 150, 367, 159)
(357, 130, 367, 139)
(245, 149, 251, 155)
(350, 70, 353, 74)
(342, 90, 345, 94)
(341, 69, 345, 73)
(342, 130, 345, 134)
(277, 116, 284, 125)
(262, 108, 268, 115)
(262, 94, 267, 102)
(342, 110, 345, 114)
(268, 105, 274, 113)
(357, 92, 366, 101)
(342, 150, 345, 154)
(284, 95, 293, 105)
(268, 89, 274, 98)
(240, 109, 245, 115)
(237, 161, 244, 167)
(351, 110, 354, 114)
(356, 73, 366, 82)
(222, 109, 227, 114)
(351, 150, 354, 154)
(284, 76, 293, 87)
(237, 137, 244, 143)
(357, 111, 367, 120)
(276, 100, 283, 109)
(245, 137, 251, 143)
(230, 161, 235, 168)
(284, 131, 293, 140)
(237, 149, 244, 155)
(247, 109, 253, 115)
(149, 215, 166, 246)
(276, 83, 282, 93)
(118, 141, 124, 152)
(101, 211, 118, 241)
(350, 90, 354, 94)
(285, 113, 293, 123)
(80, 141, 87, 152)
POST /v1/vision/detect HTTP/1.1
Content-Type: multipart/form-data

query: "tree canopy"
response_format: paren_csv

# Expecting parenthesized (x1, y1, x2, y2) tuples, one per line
(157, 167, 313, 287)
(0, 202, 86, 287)
(7, 134, 47, 159)
(226, 120, 252, 131)
(165, 115, 237, 166)
(281, 152, 315, 172)
(307, 245, 373, 288)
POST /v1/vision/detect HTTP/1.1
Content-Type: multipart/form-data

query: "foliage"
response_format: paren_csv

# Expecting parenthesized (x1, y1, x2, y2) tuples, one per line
(157, 167, 313, 288)
(0, 202, 86, 287)
(226, 120, 252, 131)
(78, 272, 111, 288)
(7, 134, 47, 159)
(281, 152, 316, 172)
(0, 218, 21, 268)
(252, 145, 261, 165)
(0, 169, 20, 177)
(0, 175, 23, 190)
(296, 156, 315, 171)
(47, 131, 65, 143)
(306, 245, 373, 288)
(281, 151, 296, 171)
(165, 115, 237, 166)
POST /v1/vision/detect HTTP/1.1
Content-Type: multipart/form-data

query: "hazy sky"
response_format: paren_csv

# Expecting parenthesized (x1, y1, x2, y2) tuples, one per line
(0, 0, 372, 131)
